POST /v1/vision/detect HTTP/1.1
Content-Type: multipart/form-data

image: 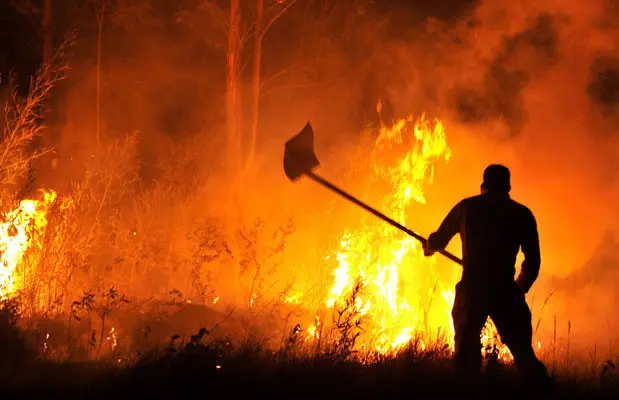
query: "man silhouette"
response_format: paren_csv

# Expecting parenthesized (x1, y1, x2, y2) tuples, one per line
(423, 164, 549, 384)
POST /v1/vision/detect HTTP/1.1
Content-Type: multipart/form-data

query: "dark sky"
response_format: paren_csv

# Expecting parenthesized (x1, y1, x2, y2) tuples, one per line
(376, 0, 477, 20)
(0, 1, 42, 76)
(0, 0, 477, 82)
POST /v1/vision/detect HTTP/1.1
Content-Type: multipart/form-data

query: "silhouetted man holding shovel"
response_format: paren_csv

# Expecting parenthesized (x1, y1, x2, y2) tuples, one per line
(423, 164, 550, 386)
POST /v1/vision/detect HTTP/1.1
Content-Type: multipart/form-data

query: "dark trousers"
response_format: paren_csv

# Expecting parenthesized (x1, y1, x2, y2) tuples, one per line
(451, 280, 548, 381)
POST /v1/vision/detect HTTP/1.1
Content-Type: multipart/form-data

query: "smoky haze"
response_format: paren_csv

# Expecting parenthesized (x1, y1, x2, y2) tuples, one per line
(423, 0, 619, 347)
(4, 0, 618, 354)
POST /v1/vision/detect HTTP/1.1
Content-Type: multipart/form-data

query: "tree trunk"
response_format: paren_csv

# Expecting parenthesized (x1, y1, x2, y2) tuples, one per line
(43, 0, 53, 65)
(226, 0, 242, 179)
(244, 0, 263, 175)
(96, 7, 104, 157)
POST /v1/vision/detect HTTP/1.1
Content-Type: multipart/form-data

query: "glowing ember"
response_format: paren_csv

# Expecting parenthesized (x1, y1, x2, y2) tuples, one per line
(305, 315, 321, 341)
(319, 114, 512, 359)
(284, 290, 303, 305)
(481, 318, 512, 362)
(107, 327, 118, 351)
(43, 333, 50, 353)
(0, 189, 57, 299)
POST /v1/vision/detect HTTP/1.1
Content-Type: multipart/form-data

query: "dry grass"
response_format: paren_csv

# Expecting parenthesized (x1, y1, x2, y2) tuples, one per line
(2, 322, 617, 400)
(3, 259, 619, 399)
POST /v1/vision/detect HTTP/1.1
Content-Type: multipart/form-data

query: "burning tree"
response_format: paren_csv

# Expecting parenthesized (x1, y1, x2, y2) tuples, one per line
(199, 0, 299, 183)
(0, 34, 72, 302)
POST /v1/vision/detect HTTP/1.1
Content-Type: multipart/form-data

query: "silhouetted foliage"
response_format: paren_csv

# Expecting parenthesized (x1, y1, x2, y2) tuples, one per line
(0, 297, 32, 365)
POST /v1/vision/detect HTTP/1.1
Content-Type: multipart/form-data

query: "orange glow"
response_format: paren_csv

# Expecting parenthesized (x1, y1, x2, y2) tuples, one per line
(0, 190, 58, 299)
(312, 114, 513, 360)
(3, 0, 616, 369)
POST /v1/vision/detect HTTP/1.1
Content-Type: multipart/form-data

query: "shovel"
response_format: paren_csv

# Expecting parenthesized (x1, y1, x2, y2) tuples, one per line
(283, 122, 463, 266)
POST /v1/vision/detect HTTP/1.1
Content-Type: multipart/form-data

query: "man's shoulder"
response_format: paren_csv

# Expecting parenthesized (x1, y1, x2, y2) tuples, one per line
(460, 195, 535, 217)
(460, 194, 483, 205)
(509, 198, 535, 218)
(452, 195, 482, 213)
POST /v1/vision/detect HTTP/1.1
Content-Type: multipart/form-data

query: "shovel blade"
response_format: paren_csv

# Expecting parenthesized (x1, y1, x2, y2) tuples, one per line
(284, 122, 320, 181)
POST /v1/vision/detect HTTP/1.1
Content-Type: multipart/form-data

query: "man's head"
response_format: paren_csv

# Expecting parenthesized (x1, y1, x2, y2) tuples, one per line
(481, 164, 511, 194)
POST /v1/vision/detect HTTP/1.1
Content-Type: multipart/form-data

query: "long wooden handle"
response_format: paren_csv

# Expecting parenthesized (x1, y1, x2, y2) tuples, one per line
(305, 171, 463, 266)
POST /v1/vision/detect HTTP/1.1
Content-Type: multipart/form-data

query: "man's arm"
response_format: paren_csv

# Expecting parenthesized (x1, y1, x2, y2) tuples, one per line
(425, 202, 462, 255)
(516, 208, 541, 293)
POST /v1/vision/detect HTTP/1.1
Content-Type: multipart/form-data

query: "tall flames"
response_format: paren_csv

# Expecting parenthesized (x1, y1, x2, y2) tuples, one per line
(0, 190, 57, 299)
(0, 115, 524, 363)
(315, 114, 514, 360)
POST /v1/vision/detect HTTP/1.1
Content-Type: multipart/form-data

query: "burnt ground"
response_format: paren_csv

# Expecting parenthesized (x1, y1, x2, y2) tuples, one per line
(2, 345, 618, 400)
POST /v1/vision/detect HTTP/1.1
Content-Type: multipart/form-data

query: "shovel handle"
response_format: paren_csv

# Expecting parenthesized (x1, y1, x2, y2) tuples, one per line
(305, 171, 463, 266)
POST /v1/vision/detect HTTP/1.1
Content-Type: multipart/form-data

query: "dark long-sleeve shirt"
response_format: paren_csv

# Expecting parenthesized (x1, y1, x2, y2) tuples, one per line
(427, 192, 541, 293)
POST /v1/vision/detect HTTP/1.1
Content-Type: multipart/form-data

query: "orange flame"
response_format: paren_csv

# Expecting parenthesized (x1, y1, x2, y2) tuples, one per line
(317, 114, 514, 360)
(0, 190, 57, 299)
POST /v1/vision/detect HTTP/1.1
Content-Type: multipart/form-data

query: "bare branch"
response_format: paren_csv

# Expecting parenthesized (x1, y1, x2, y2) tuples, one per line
(239, 21, 255, 48)
(9, 0, 41, 31)
(259, 81, 321, 100)
(89, 0, 111, 25)
(261, 0, 298, 39)
(10, 0, 40, 15)
(259, 59, 306, 91)
(237, 0, 297, 45)
(0, 31, 74, 187)
(238, 54, 255, 77)
(202, 0, 229, 34)
(110, 0, 157, 31)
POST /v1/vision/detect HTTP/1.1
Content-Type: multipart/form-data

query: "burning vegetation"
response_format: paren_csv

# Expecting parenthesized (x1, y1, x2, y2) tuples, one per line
(0, 189, 58, 299)
(1, 110, 518, 363)
(1, 0, 619, 397)
(303, 114, 512, 361)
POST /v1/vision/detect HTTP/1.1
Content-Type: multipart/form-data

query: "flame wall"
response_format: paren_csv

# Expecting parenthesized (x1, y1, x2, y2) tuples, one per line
(2, 0, 619, 358)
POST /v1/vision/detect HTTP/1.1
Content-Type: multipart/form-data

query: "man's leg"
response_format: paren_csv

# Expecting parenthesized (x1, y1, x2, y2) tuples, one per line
(490, 283, 550, 384)
(451, 283, 488, 380)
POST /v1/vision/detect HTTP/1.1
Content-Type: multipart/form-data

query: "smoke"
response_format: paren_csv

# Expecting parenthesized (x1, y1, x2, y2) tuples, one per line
(416, 0, 619, 343)
(449, 0, 619, 273)
(250, 0, 619, 347)
(12, 0, 618, 351)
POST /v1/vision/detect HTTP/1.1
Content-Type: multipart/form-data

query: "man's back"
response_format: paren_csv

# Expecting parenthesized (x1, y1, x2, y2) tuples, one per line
(460, 193, 538, 286)
(424, 165, 550, 386)
(428, 192, 541, 291)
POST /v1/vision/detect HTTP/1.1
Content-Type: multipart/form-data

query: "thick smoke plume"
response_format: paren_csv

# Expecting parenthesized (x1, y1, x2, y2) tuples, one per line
(424, 0, 619, 347)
